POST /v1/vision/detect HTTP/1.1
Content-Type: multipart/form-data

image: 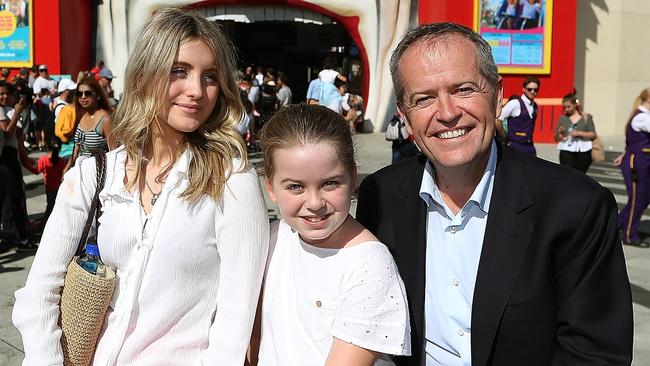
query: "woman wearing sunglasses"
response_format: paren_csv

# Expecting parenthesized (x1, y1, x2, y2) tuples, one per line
(65, 76, 114, 171)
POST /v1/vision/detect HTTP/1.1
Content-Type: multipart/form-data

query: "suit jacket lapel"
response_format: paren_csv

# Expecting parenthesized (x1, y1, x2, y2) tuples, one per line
(471, 144, 535, 366)
(393, 155, 428, 354)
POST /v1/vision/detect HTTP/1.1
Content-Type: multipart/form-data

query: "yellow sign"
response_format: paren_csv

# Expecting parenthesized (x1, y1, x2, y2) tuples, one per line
(0, 10, 16, 38)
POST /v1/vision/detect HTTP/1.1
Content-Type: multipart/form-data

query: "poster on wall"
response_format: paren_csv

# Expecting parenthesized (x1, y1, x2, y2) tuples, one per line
(474, 0, 552, 74)
(0, 0, 32, 67)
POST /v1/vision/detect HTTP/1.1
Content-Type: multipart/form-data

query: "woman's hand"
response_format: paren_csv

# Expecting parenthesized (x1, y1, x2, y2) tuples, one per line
(14, 95, 25, 115)
(613, 153, 624, 167)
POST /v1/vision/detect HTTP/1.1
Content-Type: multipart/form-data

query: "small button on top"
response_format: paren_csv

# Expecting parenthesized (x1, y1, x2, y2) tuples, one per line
(316, 300, 322, 308)
(452, 279, 459, 287)
(457, 328, 465, 336)
(449, 226, 457, 234)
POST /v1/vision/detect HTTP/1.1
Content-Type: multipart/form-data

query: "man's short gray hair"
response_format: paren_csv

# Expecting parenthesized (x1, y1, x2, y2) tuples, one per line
(389, 22, 500, 105)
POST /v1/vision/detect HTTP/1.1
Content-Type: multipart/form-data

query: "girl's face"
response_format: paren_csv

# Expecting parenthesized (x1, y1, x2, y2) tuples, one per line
(160, 39, 220, 135)
(77, 84, 97, 109)
(0, 86, 8, 106)
(265, 142, 355, 247)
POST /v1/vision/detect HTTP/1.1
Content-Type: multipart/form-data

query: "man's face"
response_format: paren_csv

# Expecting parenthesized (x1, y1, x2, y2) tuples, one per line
(39, 68, 49, 78)
(523, 81, 539, 101)
(397, 36, 502, 171)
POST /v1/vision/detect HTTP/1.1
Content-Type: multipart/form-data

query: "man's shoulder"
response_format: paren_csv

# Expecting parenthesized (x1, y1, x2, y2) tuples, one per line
(499, 146, 606, 196)
(365, 154, 425, 185)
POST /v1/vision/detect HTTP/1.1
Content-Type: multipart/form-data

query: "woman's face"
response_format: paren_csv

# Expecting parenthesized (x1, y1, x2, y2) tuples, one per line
(160, 39, 220, 134)
(77, 84, 97, 110)
(563, 101, 577, 116)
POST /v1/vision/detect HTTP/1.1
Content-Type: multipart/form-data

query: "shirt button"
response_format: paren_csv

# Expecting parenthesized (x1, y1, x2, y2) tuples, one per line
(457, 328, 465, 336)
(316, 300, 322, 308)
(449, 226, 457, 234)
(452, 279, 459, 287)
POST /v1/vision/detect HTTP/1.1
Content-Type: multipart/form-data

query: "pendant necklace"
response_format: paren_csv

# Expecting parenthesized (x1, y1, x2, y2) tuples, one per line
(144, 177, 161, 205)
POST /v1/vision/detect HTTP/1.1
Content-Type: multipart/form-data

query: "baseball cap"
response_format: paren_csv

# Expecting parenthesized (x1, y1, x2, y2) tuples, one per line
(57, 78, 77, 93)
(38, 64, 48, 71)
(99, 68, 115, 80)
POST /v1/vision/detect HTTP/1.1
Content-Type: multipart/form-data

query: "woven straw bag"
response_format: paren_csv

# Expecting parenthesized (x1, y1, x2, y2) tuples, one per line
(59, 152, 116, 366)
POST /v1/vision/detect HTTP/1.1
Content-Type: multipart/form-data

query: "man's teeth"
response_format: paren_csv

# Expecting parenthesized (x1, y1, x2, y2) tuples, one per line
(437, 128, 467, 139)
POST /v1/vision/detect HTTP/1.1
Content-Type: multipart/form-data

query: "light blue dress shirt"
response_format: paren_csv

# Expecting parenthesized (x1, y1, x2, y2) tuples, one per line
(419, 141, 497, 366)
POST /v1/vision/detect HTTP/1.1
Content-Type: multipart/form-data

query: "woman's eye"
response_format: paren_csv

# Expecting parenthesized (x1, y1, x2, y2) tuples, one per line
(171, 68, 187, 78)
(203, 73, 218, 83)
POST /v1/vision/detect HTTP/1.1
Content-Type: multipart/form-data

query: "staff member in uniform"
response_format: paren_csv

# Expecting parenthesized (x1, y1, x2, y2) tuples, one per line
(496, 77, 539, 155)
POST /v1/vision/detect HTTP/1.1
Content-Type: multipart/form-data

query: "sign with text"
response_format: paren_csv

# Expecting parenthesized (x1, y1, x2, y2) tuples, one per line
(474, 0, 552, 74)
(0, 0, 32, 67)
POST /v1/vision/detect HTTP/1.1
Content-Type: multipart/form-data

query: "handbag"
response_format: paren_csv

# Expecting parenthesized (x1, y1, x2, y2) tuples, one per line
(591, 135, 605, 162)
(59, 151, 116, 366)
(386, 115, 409, 141)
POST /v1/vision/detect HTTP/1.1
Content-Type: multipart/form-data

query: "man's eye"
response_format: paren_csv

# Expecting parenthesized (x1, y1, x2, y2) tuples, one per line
(456, 87, 475, 96)
(414, 97, 434, 108)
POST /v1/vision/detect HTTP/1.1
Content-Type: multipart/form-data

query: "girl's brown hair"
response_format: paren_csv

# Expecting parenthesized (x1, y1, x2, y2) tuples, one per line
(259, 104, 356, 179)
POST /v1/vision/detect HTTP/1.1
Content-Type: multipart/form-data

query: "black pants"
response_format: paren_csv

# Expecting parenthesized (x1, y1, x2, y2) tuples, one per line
(559, 150, 592, 173)
(0, 146, 29, 239)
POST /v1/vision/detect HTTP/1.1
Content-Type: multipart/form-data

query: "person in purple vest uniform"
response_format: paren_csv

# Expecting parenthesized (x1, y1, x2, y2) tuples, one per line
(497, 77, 539, 155)
(614, 87, 650, 248)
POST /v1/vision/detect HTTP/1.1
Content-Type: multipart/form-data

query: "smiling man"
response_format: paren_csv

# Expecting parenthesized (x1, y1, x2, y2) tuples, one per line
(356, 22, 633, 365)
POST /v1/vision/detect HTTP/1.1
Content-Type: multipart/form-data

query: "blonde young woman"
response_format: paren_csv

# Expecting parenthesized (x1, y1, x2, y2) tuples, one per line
(13, 8, 269, 365)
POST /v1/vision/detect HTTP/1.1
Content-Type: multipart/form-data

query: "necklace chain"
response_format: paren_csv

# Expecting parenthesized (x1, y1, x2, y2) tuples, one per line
(144, 177, 161, 206)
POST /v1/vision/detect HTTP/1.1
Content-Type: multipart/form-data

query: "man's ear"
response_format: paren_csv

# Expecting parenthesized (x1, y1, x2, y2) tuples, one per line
(265, 178, 277, 203)
(396, 103, 413, 136)
(495, 77, 504, 117)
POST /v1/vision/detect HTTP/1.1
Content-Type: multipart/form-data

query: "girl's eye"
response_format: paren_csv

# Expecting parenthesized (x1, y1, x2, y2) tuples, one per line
(171, 68, 187, 78)
(287, 184, 304, 193)
(323, 181, 339, 190)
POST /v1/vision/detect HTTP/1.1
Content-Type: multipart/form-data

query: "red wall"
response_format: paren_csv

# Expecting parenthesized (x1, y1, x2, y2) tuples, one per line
(9, 1, 91, 78)
(419, 0, 576, 142)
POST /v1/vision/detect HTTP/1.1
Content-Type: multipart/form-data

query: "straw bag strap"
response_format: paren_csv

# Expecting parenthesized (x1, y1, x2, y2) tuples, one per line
(74, 151, 107, 257)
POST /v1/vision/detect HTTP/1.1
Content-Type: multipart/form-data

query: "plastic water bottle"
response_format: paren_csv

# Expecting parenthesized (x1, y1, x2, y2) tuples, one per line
(77, 242, 107, 277)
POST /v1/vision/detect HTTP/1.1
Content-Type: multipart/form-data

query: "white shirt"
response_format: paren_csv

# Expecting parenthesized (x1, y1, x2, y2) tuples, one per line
(277, 85, 292, 107)
(420, 141, 497, 365)
(631, 106, 650, 133)
(258, 220, 411, 365)
(32, 75, 57, 94)
(318, 69, 339, 84)
(498, 95, 535, 121)
(13, 147, 270, 366)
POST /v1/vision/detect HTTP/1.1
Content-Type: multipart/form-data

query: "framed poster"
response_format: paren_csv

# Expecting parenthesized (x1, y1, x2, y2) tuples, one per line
(0, 0, 32, 67)
(474, 0, 552, 74)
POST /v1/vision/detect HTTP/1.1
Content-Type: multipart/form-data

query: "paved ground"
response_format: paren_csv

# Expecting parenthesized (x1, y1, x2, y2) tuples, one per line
(2, 133, 648, 364)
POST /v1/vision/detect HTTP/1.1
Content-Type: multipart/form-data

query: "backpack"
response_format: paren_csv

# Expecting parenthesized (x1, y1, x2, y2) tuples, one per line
(385, 115, 409, 141)
(54, 104, 76, 142)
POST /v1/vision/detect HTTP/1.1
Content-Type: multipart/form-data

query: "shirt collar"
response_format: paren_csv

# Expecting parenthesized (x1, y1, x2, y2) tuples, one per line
(639, 105, 650, 113)
(419, 140, 497, 214)
(521, 94, 533, 106)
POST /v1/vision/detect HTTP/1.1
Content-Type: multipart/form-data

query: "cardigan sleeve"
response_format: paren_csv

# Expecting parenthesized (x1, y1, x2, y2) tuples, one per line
(12, 155, 98, 366)
(201, 165, 269, 365)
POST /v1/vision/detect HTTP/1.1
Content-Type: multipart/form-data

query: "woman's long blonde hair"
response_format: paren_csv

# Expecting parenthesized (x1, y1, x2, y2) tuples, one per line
(625, 87, 650, 132)
(111, 7, 246, 203)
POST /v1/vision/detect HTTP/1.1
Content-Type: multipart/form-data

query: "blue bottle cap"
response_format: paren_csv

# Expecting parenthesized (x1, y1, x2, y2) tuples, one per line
(85, 244, 100, 256)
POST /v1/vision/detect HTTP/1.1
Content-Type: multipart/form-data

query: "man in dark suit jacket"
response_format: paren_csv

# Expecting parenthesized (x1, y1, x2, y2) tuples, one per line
(356, 22, 633, 365)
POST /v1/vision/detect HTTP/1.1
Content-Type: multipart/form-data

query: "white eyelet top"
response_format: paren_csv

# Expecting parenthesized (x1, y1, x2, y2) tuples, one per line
(258, 220, 411, 365)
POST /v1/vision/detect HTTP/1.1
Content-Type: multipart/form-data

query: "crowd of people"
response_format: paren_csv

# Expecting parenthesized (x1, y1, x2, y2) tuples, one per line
(2, 6, 640, 366)
(235, 58, 365, 151)
(0, 62, 117, 251)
